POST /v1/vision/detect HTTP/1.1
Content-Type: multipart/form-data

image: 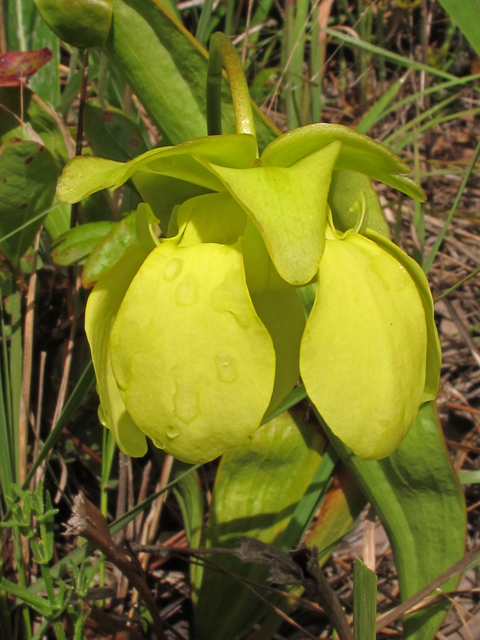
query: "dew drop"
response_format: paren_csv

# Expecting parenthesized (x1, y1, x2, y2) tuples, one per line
(166, 425, 181, 439)
(214, 354, 238, 383)
(211, 271, 252, 328)
(173, 386, 199, 424)
(152, 437, 165, 450)
(164, 258, 183, 281)
(175, 274, 199, 305)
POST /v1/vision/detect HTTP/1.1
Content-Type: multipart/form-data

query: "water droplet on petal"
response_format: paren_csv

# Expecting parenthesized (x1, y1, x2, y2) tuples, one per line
(173, 385, 199, 425)
(176, 274, 199, 305)
(211, 271, 252, 328)
(152, 437, 165, 450)
(166, 425, 181, 439)
(164, 258, 183, 281)
(214, 354, 238, 382)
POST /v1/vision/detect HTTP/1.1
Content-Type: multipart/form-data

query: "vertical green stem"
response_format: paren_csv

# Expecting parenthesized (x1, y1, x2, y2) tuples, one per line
(207, 32, 257, 146)
(196, 0, 215, 46)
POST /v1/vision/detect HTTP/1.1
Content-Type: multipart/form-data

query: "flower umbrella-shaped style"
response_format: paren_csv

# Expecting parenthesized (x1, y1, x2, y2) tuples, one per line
(58, 122, 440, 464)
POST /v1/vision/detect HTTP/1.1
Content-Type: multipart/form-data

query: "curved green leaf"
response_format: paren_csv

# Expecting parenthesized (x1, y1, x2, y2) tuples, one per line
(319, 402, 466, 640)
(194, 410, 326, 640)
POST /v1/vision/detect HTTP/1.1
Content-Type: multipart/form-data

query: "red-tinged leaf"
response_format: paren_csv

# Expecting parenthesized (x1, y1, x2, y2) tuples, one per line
(0, 49, 53, 87)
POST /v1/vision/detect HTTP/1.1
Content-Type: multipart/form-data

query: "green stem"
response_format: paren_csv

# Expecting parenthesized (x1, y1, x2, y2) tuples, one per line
(206, 32, 257, 144)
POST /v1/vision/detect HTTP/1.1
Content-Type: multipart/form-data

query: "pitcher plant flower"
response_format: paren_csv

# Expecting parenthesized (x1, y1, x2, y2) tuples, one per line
(57, 34, 440, 464)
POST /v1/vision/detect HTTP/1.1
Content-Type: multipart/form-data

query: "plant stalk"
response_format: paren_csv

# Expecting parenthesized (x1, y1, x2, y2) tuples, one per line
(207, 32, 257, 147)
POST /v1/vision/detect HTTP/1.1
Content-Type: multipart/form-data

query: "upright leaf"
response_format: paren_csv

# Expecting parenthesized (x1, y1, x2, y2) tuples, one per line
(102, 0, 279, 150)
(436, 0, 480, 58)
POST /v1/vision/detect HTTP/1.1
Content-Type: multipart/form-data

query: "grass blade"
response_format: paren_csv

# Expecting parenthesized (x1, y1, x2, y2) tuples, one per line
(353, 558, 377, 640)
(423, 134, 480, 274)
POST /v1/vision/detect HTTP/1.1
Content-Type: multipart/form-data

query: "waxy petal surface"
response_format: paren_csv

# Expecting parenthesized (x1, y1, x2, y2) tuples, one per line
(300, 232, 427, 460)
(209, 141, 342, 285)
(85, 245, 148, 457)
(261, 123, 426, 201)
(110, 241, 276, 464)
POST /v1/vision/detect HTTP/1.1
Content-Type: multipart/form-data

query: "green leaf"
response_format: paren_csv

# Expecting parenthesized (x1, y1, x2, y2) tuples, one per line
(436, 0, 480, 59)
(171, 461, 205, 599)
(51, 221, 115, 266)
(0, 87, 70, 169)
(0, 140, 57, 266)
(318, 402, 466, 640)
(101, 0, 279, 150)
(84, 101, 149, 161)
(34, 0, 113, 49)
(353, 558, 377, 640)
(194, 410, 326, 640)
(306, 464, 366, 556)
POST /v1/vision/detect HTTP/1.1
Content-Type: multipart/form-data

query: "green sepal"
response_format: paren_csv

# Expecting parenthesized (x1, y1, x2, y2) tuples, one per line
(85, 245, 148, 457)
(300, 230, 428, 460)
(208, 141, 342, 286)
(329, 170, 390, 238)
(261, 123, 426, 202)
(365, 229, 441, 402)
(57, 134, 257, 204)
(110, 241, 276, 464)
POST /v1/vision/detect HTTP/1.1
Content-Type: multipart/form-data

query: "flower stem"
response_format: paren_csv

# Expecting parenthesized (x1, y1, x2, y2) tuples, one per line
(207, 32, 257, 143)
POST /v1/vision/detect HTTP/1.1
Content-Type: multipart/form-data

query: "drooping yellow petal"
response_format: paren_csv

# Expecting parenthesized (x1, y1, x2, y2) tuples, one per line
(207, 141, 342, 285)
(241, 219, 292, 293)
(364, 229, 441, 402)
(300, 231, 427, 460)
(250, 288, 305, 414)
(110, 241, 276, 464)
(85, 245, 148, 457)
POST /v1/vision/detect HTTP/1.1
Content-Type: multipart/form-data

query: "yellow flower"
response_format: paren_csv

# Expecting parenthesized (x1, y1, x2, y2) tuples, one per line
(57, 124, 440, 463)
